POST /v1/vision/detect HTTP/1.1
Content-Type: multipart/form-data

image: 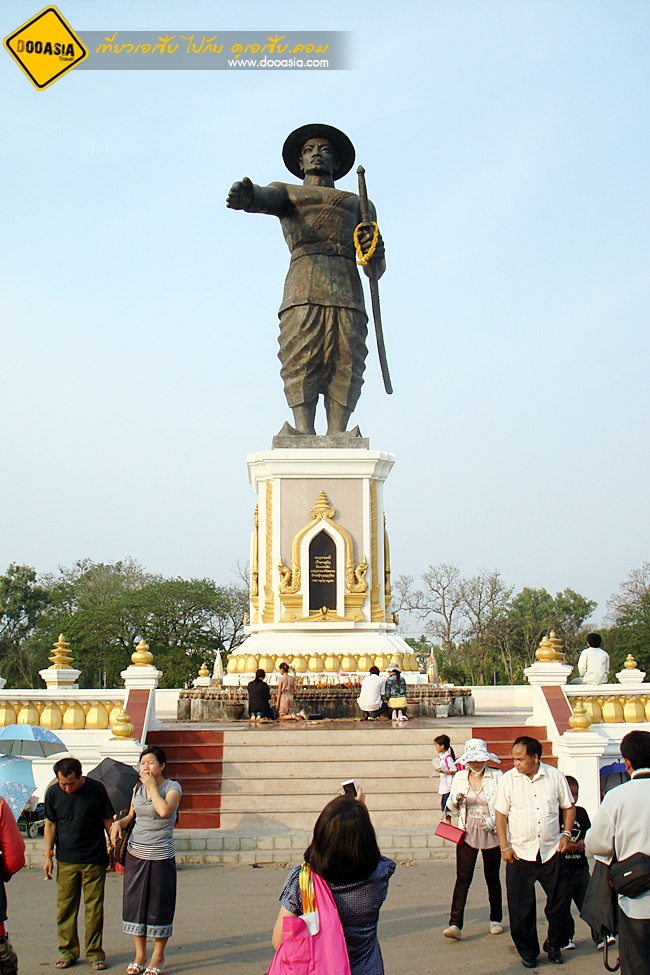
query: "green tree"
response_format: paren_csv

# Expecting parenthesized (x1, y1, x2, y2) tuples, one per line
(397, 566, 596, 685)
(0, 564, 51, 686)
(32, 560, 248, 688)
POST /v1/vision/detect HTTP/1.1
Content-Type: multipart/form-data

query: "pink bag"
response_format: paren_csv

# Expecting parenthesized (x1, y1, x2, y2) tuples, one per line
(268, 866, 352, 975)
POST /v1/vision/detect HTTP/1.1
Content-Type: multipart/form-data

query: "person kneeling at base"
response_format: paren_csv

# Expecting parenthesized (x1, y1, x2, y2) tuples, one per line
(357, 666, 387, 720)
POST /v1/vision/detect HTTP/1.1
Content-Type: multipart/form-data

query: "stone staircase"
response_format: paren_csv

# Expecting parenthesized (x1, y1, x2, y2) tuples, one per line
(476, 726, 557, 770)
(148, 727, 224, 829)
(143, 721, 555, 863)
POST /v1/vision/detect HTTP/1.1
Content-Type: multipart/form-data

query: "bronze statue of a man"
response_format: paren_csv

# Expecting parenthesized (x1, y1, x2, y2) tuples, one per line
(227, 123, 385, 436)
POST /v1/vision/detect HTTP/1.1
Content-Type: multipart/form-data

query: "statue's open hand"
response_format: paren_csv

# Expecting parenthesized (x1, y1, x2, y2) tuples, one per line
(226, 177, 254, 210)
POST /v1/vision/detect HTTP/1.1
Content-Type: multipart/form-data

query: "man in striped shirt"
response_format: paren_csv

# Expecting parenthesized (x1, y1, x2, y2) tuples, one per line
(495, 736, 575, 968)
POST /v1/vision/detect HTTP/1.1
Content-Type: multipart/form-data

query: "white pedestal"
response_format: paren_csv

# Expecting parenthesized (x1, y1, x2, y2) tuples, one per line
(616, 668, 647, 684)
(120, 665, 161, 690)
(99, 737, 142, 766)
(39, 666, 81, 689)
(524, 662, 572, 686)
(228, 445, 419, 679)
(554, 731, 609, 821)
(192, 676, 214, 688)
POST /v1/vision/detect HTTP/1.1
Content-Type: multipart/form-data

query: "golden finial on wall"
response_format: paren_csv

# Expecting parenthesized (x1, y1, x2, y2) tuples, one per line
(131, 639, 154, 667)
(624, 654, 638, 670)
(536, 631, 564, 662)
(110, 707, 135, 740)
(310, 491, 335, 521)
(49, 634, 73, 669)
(198, 662, 209, 678)
(569, 698, 592, 732)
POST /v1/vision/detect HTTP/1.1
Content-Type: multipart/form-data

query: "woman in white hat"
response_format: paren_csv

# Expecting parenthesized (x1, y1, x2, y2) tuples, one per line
(443, 738, 504, 940)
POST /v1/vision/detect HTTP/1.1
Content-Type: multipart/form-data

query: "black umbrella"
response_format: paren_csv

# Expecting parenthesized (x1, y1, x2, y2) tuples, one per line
(88, 758, 139, 813)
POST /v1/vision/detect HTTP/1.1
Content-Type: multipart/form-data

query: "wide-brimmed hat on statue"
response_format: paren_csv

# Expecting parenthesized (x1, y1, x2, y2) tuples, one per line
(457, 738, 500, 766)
(282, 123, 355, 180)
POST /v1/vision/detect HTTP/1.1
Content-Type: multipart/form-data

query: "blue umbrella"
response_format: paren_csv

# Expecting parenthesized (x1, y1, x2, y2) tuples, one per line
(0, 756, 36, 820)
(600, 760, 630, 795)
(0, 725, 67, 758)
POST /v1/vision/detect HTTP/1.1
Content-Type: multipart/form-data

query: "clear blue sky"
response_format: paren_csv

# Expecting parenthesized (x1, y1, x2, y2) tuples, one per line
(1, 0, 648, 627)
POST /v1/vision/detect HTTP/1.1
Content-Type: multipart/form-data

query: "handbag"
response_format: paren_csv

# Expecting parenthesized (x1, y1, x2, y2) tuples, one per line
(609, 852, 650, 898)
(387, 696, 407, 709)
(267, 865, 352, 975)
(113, 816, 135, 867)
(434, 821, 465, 845)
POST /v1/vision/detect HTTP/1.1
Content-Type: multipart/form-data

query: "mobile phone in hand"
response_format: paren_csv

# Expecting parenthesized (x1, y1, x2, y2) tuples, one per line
(342, 779, 357, 798)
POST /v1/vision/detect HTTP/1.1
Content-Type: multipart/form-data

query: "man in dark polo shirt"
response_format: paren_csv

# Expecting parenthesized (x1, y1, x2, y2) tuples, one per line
(43, 757, 114, 970)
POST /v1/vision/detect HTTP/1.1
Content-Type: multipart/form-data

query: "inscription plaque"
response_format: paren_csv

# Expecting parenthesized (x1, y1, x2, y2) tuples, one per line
(309, 530, 337, 612)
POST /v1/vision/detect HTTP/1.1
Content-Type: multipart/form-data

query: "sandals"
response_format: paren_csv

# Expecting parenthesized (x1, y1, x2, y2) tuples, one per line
(144, 968, 165, 975)
(92, 965, 108, 972)
(55, 961, 77, 970)
(127, 965, 146, 975)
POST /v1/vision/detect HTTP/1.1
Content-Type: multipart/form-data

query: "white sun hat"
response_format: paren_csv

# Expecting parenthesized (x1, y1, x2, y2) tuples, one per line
(457, 738, 500, 765)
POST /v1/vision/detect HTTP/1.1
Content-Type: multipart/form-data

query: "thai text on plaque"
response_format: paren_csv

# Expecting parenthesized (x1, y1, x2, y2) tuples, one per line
(309, 530, 337, 612)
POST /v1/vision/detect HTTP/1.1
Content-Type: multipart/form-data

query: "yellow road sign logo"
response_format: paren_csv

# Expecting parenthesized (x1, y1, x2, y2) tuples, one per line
(4, 6, 87, 90)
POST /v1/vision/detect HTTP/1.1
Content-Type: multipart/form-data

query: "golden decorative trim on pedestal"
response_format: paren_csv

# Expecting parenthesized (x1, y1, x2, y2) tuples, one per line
(279, 559, 301, 594)
(278, 490, 368, 623)
(50, 634, 73, 668)
(262, 481, 274, 623)
(250, 504, 259, 622)
(132, 639, 154, 666)
(569, 698, 592, 732)
(384, 515, 392, 616)
(536, 630, 565, 662)
(581, 695, 602, 724)
(601, 695, 624, 723)
(370, 482, 383, 621)
(111, 707, 135, 740)
(623, 695, 646, 723)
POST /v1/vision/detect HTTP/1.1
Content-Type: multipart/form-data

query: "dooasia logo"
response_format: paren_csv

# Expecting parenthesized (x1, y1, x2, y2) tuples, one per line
(13, 38, 76, 59)
(4, 6, 87, 89)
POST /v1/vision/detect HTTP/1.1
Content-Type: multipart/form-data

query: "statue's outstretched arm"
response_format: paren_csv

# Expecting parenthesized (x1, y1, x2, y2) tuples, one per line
(226, 178, 289, 216)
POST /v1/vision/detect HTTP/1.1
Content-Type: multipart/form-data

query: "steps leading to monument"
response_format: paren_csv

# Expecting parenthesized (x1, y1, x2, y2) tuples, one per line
(150, 724, 463, 831)
(148, 721, 555, 836)
(472, 726, 557, 769)
(148, 728, 224, 829)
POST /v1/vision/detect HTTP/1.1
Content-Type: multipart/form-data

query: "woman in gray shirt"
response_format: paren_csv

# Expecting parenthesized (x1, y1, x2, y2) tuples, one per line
(110, 746, 181, 975)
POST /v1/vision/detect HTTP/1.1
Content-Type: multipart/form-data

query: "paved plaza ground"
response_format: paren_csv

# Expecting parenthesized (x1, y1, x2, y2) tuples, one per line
(10, 860, 609, 974)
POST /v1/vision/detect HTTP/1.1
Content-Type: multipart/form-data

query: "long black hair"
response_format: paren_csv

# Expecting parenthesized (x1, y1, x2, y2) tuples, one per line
(434, 734, 455, 761)
(304, 795, 381, 886)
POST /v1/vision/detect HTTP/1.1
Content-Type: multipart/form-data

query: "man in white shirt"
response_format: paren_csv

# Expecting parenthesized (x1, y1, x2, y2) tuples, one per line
(495, 736, 575, 968)
(357, 666, 386, 720)
(570, 632, 610, 685)
(586, 730, 650, 975)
